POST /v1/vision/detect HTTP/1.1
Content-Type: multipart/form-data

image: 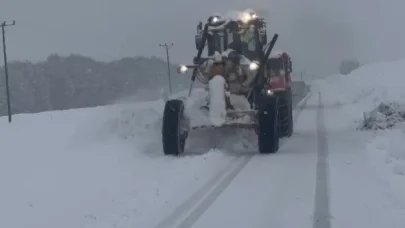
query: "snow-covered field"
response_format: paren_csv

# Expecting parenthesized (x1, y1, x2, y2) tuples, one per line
(1, 58, 405, 228)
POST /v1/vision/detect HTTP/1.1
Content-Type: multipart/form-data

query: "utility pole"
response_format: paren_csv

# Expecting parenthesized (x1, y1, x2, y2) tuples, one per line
(1, 20, 15, 123)
(159, 42, 174, 94)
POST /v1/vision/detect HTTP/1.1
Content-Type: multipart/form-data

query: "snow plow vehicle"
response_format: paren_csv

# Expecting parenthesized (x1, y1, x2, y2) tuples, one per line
(162, 10, 294, 155)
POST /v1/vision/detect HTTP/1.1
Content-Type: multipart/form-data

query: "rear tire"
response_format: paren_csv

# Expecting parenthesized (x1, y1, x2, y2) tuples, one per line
(287, 92, 293, 137)
(277, 90, 293, 137)
(162, 99, 188, 156)
(258, 95, 279, 154)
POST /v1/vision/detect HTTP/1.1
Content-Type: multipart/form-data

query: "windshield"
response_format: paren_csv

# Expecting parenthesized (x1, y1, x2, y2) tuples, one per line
(239, 26, 256, 52)
(207, 32, 225, 55)
(207, 26, 259, 58)
(267, 58, 284, 74)
(239, 25, 259, 60)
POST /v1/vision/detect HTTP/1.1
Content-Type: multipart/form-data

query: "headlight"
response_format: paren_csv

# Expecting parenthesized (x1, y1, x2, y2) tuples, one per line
(240, 12, 258, 23)
(211, 16, 220, 23)
(249, 62, 259, 71)
(266, 89, 273, 95)
(177, 65, 188, 74)
(240, 12, 252, 23)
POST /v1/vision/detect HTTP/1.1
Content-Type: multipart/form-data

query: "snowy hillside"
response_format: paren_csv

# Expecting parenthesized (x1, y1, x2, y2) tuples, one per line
(312, 58, 405, 198)
(313, 58, 405, 113)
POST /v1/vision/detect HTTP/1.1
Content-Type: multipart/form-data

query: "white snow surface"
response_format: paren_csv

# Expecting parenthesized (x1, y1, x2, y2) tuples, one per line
(2, 57, 405, 228)
(312, 58, 405, 203)
(0, 88, 255, 228)
(188, 58, 405, 227)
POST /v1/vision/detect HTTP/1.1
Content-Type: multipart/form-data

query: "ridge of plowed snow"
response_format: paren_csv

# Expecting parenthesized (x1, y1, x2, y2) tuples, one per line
(312, 58, 405, 204)
(313, 59, 405, 110)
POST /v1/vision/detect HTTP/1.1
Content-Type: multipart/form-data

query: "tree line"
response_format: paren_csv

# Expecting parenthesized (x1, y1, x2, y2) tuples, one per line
(0, 54, 190, 116)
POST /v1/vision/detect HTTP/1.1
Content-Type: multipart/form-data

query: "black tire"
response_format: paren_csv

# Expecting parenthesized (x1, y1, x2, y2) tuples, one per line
(287, 93, 293, 137)
(258, 95, 279, 154)
(162, 99, 187, 156)
(277, 90, 293, 137)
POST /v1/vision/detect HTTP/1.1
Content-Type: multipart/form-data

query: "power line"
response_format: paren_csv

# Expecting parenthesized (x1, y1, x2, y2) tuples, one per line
(159, 42, 174, 94)
(1, 20, 15, 123)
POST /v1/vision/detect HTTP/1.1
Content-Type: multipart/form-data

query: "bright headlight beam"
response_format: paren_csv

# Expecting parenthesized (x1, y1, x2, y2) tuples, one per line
(249, 62, 259, 70)
(240, 12, 252, 23)
(211, 16, 219, 23)
(240, 12, 258, 23)
(178, 65, 188, 74)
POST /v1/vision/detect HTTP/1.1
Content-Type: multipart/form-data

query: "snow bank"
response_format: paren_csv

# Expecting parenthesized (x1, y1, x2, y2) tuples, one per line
(0, 89, 237, 228)
(313, 58, 405, 110)
(366, 126, 405, 199)
(359, 102, 405, 130)
(313, 58, 405, 193)
(367, 126, 405, 175)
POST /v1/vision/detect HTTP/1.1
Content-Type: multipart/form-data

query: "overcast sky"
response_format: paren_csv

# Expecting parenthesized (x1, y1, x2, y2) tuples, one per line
(1, 0, 404, 75)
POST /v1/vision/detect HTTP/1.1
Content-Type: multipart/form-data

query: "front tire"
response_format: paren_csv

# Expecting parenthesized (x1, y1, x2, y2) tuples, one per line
(162, 99, 188, 156)
(258, 95, 279, 154)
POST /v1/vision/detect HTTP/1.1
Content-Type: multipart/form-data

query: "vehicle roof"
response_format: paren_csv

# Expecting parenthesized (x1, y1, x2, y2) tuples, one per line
(206, 9, 260, 31)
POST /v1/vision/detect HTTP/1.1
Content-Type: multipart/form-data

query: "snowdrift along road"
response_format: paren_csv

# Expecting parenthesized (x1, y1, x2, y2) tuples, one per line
(2, 56, 405, 228)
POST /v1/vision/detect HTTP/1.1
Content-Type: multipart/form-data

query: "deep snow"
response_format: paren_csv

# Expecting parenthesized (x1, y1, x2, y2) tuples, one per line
(0, 87, 303, 228)
(312, 59, 405, 207)
(0, 90, 236, 228)
(1, 57, 405, 227)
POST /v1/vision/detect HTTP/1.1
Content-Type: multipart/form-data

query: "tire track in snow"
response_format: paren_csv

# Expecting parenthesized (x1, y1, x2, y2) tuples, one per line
(153, 155, 251, 228)
(154, 92, 312, 228)
(174, 155, 252, 228)
(313, 92, 331, 228)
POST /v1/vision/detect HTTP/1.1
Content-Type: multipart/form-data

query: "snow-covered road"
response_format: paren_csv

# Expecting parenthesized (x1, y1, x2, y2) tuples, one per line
(153, 92, 319, 228)
(2, 58, 405, 228)
(155, 91, 405, 228)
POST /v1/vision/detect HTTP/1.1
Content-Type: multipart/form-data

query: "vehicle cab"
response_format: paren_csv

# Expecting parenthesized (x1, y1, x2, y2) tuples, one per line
(267, 51, 292, 91)
(194, 12, 267, 62)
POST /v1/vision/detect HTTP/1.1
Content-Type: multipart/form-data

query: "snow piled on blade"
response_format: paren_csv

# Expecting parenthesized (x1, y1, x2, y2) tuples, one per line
(0, 89, 235, 228)
(208, 75, 227, 126)
(313, 58, 405, 198)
